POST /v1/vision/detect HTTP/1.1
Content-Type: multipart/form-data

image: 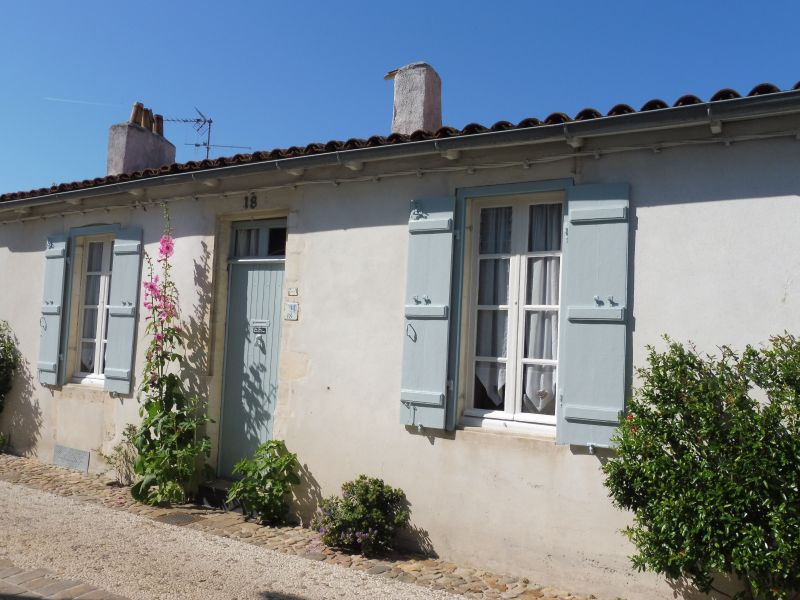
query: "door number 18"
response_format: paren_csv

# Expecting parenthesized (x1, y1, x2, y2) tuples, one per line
(244, 193, 258, 209)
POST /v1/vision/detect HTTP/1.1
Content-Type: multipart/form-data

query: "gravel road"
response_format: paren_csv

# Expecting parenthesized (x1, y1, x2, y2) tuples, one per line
(0, 480, 458, 600)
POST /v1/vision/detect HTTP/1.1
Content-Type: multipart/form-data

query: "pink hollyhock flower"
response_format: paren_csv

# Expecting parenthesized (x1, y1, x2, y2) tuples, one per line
(143, 275, 161, 296)
(159, 235, 175, 259)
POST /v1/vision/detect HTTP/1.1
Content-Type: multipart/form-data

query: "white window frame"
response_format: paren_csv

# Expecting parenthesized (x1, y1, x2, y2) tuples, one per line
(464, 193, 563, 427)
(72, 235, 114, 384)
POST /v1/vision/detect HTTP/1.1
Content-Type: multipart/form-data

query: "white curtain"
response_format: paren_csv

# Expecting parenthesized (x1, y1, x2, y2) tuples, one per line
(473, 204, 561, 413)
(475, 206, 512, 408)
(528, 204, 562, 251)
(476, 311, 507, 359)
(478, 259, 508, 305)
(522, 204, 562, 414)
(475, 363, 506, 408)
(479, 206, 512, 254)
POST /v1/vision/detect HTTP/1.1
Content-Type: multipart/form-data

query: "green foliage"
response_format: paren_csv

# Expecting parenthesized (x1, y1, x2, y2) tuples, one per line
(0, 431, 9, 452)
(603, 334, 800, 600)
(0, 320, 20, 414)
(311, 475, 410, 554)
(97, 424, 138, 485)
(226, 440, 300, 524)
(131, 208, 211, 505)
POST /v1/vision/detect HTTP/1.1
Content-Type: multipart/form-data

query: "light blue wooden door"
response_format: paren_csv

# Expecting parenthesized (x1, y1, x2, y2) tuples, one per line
(219, 262, 284, 478)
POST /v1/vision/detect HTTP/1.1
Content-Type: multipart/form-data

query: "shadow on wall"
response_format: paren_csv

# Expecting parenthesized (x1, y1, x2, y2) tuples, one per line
(292, 461, 323, 526)
(668, 572, 746, 600)
(0, 354, 41, 455)
(183, 241, 212, 450)
(396, 497, 438, 558)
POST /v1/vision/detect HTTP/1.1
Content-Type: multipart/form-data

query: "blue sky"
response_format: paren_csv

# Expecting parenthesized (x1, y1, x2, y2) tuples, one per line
(1, 1, 798, 194)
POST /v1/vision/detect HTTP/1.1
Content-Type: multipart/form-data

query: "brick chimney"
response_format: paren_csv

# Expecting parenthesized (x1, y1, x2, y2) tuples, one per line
(385, 62, 442, 135)
(107, 102, 176, 176)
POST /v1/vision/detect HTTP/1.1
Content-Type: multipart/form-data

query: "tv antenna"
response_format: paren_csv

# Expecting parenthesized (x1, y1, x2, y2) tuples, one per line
(164, 108, 251, 160)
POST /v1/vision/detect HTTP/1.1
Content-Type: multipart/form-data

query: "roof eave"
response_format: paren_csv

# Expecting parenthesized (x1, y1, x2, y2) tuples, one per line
(3, 90, 800, 212)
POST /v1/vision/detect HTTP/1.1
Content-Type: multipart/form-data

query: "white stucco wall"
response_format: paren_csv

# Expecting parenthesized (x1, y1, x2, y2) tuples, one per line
(0, 131, 798, 600)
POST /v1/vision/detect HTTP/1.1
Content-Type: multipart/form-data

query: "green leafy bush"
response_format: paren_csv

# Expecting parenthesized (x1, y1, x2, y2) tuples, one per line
(97, 424, 138, 486)
(226, 440, 300, 524)
(131, 209, 211, 505)
(0, 320, 20, 414)
(603, 334, 800, 600)
(0, 431, 9, 452)
(312, 475, 410, 554)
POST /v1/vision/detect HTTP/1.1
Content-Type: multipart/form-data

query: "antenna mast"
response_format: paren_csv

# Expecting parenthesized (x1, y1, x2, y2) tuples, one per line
(164, 108, 251, 159)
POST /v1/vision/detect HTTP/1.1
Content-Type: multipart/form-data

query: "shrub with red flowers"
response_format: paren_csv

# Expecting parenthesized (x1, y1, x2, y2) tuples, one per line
(131, 209, 211, 505)
(603, 335, 800, 600)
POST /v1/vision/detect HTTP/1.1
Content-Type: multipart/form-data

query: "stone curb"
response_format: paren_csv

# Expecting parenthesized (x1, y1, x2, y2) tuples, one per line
(0, 455, 596, 600)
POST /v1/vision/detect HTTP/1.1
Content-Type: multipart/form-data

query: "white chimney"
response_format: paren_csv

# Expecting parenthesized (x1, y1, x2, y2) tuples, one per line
(107, 102, 176, 176)
(385, 62, 442, 135)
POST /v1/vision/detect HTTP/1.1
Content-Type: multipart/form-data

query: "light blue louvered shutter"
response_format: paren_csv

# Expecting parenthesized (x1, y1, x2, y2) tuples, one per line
(104, 227, 143, 394)
(37, 234, 68, 385)
(557, 183, 630, 448)
(400, 197, 455, 430)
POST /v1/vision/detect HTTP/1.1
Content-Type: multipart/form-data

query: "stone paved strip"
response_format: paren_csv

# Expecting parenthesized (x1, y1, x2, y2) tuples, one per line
(0, 558, 127, 599)
(0, 454, 594, 600)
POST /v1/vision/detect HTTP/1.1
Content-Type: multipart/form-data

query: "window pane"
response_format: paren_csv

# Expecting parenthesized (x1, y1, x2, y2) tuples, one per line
(234, 228, 259, 257)
(528, 204, 562, 251)
(268, 227, 287, 256)
(83, 274, 101, 305)
(82, 309, 98, 339)
(524, 311, 559, 360)
(86, 242, 104, 272)
(478, 259, 509, 305)
(479, 207, 512, 254)
(80, 342, 96, 373)
(526, 257, 560, 305)
(476, 310, 507, 358)
(522, 364, 556, 415)
(474, 362, 506, 410)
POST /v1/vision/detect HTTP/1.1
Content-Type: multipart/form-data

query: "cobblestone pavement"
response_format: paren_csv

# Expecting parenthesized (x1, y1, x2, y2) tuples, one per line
(0, 454, 595, 600)
(0, 558, 131, 599)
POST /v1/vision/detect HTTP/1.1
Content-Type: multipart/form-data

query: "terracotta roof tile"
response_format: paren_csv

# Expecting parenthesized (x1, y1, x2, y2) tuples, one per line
(607, 103, 636, 116)
(1, 80, 797, 203)
(574, 108, 603, 121)
(749, 83, 780, 95)
(709, 88, 741, 102)
(673, 94, 703, 107)
(543, 112, 570, 125)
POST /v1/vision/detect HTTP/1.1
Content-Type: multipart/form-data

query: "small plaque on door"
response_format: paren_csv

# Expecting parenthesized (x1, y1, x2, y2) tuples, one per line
(251, 320, 270, 335)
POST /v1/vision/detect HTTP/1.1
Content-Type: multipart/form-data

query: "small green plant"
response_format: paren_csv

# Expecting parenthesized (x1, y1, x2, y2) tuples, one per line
(312, 475, 410, 554)
(226, 440, 300, 524)
(603, 334, 800, 600)
(131, 208, 211, 505)
(97, 424, 138, 485)
(0, 320, 20, 414)
(0, 431, 10, 453)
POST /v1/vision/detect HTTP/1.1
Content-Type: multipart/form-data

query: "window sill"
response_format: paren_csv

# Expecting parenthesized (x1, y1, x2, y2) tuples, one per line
(461, 414, 556, 439)
(68, 376, 105, 388)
